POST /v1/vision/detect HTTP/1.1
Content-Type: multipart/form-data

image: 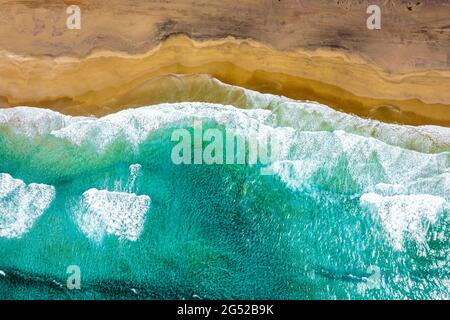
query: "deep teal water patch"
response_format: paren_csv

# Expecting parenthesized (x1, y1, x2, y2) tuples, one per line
(0, 104, 449, 300)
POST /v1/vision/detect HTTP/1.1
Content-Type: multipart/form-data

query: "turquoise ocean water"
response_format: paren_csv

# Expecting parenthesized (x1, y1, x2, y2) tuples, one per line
(0, 83, 449, 299)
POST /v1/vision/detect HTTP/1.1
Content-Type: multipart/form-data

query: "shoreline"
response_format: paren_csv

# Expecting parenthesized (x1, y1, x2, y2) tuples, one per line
(0, 35, 449, 126)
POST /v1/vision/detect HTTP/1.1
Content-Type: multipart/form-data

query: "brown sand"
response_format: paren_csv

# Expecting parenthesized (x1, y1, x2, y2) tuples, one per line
(0, 1, 449, 125)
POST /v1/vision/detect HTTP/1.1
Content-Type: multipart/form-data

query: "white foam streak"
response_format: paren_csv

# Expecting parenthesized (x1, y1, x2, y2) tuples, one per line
(271, 100, 450, 153)
(49, 103, 274, 152)
(270, 130, 449, 195)
(0, 106, 89, 137)
(126, 164, 142, 193)
(360, 193, 447, 251)
(0, 173, 55, 238)
(75, 188, 150, 242)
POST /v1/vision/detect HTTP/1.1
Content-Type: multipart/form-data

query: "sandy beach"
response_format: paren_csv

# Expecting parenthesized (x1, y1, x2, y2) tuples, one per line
(0, 0, 449, 125)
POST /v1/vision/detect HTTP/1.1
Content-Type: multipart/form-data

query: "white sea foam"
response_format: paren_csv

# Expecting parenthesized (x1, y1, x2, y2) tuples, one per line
(0, 103, 448, 197)
(126, 164, 142, 193)
(0, 173, 55, 238)
(50, 103, 274, 152)
(364, 171, 450, 200)
(0, 106, 89, 137)
(269, 100, 450, 153)
(270, 129, 449, 194)
(75, 188, 151, 242)
(360, 193, 447, 251)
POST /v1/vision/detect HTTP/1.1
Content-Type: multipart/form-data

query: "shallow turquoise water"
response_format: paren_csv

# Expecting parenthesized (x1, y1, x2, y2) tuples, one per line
(0, 101, 449, 299)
